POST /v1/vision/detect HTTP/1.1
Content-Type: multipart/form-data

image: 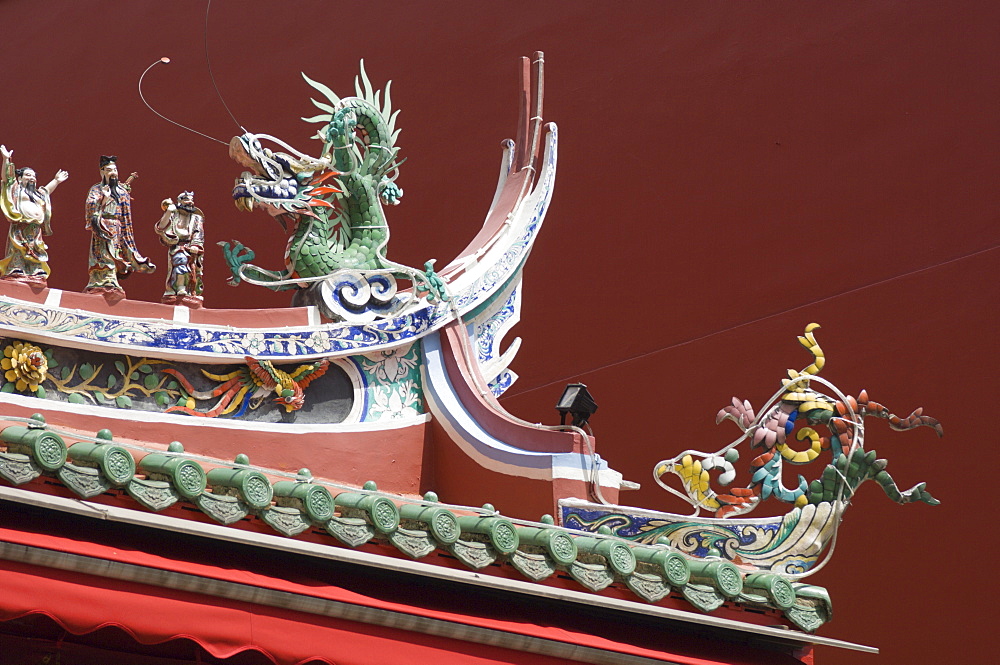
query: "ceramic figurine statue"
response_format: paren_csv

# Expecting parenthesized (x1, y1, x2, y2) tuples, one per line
(84, 155, 155, 299)
(154, 191, 205, 307)
(0, 145, 68, 286)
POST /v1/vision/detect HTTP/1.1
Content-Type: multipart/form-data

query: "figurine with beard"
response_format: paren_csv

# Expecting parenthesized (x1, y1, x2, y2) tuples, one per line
(84, 155, 155, 299)
(154, 190, 205, 307)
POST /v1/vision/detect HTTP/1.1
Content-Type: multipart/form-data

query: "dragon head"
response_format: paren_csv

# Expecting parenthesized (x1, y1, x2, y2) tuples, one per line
(229, 132, 340, 226)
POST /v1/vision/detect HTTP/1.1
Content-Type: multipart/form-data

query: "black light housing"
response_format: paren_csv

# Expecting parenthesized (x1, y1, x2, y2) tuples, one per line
(555, 383, 598, 427)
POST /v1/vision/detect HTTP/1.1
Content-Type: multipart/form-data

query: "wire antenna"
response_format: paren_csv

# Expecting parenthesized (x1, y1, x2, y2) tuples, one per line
(206, 0, 244, 132)
(138, 57, 228, 145)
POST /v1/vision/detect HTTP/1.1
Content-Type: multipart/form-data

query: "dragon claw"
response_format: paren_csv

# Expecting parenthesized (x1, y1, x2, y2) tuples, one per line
(218, 240, 255, 286)
(904, 481, 941, 506)
(379, 179, 403, 206)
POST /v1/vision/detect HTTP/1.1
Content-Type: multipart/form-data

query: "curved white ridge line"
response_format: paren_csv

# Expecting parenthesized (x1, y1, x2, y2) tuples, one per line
(423, 332, 551, 477)
(469, 280, 522, 385)
(495, 125, 557, 262)
(481, 336, 521, 385)
(448, 125, 557, 310)
(0, 391, 428, 434)
(422, 330, 617, 486)
(341, 357, 367, 424)
(443, 138, 515, 276)
(485, 139, 515, 220)
(509, 125, 557, 233)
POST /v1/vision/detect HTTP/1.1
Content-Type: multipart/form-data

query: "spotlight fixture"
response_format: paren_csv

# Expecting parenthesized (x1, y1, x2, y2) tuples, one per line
(555, 383, 598, 427)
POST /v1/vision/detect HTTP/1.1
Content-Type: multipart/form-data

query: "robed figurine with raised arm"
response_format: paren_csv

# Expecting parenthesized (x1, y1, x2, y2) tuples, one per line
(0, 144, 68, 285)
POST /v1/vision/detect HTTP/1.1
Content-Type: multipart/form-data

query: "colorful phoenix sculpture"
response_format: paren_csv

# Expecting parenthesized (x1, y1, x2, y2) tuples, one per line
(163, 357, 330, 417)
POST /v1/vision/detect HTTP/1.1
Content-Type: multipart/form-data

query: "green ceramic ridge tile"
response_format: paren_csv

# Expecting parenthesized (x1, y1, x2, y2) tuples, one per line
(0, 414, 830, 631)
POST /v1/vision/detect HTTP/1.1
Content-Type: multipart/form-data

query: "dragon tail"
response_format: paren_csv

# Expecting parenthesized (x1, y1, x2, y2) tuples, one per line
(796, 322, 825, 376)
(856, 390, 944, 436)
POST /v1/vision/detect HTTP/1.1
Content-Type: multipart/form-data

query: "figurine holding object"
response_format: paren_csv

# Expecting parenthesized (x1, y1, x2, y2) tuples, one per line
(155, 190, 205, 307)
(84, 155, 155, 298)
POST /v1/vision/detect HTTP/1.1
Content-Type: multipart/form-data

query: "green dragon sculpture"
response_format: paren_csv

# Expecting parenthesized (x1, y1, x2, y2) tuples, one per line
(221, 63, 405, 291)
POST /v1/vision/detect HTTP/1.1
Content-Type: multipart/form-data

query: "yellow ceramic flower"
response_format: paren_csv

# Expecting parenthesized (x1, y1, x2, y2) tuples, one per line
(2, 341, 48, 392)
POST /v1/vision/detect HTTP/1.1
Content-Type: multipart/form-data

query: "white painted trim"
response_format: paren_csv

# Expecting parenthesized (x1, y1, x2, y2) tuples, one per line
(339, 357, 366, 424)
(43, 289, 62, 308)
(485, 139, 514, 220)
(446, 128, 557, 307)
(552, 460, 624, 489)
(422, 332, 623, 489)
(425, 383, 550, 481)
(422, 335, 552, 481)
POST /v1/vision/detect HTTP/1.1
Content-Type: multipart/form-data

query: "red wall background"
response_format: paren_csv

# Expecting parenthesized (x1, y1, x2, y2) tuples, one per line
(1, 1, 996, 662)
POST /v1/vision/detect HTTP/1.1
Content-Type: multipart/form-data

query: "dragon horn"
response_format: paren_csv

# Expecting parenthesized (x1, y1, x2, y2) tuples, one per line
(355, 59, 374, 101)
(301, 72, 341, 107)
(382, 79, 393, 119)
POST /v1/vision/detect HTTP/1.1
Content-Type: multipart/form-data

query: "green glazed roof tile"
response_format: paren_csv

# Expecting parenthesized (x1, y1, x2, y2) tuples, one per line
(0, 415, 828, 631)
